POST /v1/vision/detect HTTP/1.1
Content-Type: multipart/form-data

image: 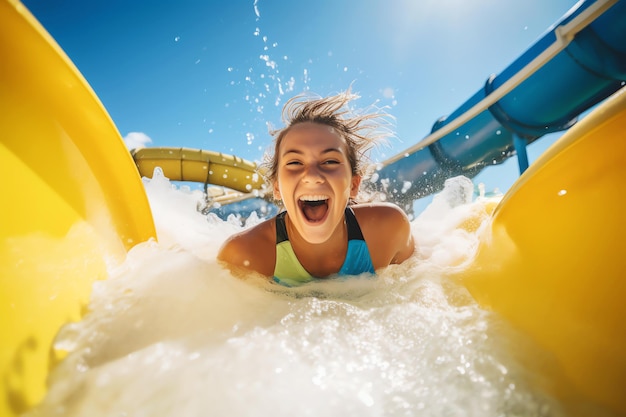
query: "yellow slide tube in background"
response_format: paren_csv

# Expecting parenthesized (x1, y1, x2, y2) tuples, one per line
(0, 1, 156, 416)
(132, 147, 265, 194)
(463, 87, 626, 415)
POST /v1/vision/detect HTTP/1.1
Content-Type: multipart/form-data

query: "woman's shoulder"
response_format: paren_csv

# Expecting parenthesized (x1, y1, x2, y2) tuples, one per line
(217, 216, 277, 276)
(351, 203, 415, 265)
(225, 216, 276, 244)
(351, 202, 409, 225)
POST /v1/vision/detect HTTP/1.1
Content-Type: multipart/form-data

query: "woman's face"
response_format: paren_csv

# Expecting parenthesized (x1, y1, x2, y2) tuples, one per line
(273, 122, 360, 244)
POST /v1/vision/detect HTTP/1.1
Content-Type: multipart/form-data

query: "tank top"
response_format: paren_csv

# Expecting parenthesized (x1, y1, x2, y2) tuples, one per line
(273, 207, 375, 286)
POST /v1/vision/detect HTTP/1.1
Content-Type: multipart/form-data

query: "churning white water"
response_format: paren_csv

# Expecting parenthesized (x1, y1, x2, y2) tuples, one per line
(27, 171, 569, 417)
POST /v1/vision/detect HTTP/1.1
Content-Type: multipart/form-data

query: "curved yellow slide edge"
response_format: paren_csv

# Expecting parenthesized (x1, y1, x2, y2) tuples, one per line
(462, 87, 626, 415)
(0, 1, 156, 416)
(132, 147, 266, 194)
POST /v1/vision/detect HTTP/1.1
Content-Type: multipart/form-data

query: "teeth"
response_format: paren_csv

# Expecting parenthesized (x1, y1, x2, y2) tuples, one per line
(299, 195, 329, 202)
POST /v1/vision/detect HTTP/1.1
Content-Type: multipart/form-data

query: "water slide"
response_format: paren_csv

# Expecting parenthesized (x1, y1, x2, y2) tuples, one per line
(130, 0, 626, 215)
(375, 0, 626, 211)
(1, 1, 155, 415)
(1, 0, 625, 416)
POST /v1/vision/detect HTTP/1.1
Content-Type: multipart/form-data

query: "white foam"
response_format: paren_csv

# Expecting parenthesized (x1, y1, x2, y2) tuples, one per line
(28, 174, 569, 417)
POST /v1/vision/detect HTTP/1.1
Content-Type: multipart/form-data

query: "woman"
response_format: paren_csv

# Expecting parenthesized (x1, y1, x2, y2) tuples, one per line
(218, 90, 415, 286)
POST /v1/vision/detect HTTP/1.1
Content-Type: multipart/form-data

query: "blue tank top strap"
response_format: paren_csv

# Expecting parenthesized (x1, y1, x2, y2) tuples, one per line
(340, 207, 375, 276)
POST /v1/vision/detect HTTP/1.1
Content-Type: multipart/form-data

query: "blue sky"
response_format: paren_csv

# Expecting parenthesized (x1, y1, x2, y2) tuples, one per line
(23, 0, 577, 203)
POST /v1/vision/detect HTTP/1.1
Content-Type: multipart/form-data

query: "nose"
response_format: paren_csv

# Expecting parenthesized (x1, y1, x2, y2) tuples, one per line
(302, 164, 324, 184)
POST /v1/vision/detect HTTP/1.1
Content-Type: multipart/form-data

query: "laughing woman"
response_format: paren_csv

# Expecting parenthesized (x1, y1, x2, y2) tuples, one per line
(218, 90, 415, 286)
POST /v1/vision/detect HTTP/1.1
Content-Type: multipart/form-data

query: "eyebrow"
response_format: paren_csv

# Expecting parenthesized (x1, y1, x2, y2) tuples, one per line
(281, 147, 343, 157)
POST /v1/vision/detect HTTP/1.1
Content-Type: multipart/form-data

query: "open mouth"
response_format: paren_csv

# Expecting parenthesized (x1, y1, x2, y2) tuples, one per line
(298, 195, 329, 223)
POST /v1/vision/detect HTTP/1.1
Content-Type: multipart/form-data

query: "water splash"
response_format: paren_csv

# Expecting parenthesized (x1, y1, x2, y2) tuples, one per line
(24, 173, 572, 417)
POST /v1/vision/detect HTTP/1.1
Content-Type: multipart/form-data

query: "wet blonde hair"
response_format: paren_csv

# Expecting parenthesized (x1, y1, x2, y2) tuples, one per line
(262, 89, 392, 186)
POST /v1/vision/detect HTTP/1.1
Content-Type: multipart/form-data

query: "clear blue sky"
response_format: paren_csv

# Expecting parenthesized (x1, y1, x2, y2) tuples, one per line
(23, 0, 577, 200)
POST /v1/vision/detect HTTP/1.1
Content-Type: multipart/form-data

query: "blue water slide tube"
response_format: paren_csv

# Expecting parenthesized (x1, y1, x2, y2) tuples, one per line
(374, 0, 626, 212)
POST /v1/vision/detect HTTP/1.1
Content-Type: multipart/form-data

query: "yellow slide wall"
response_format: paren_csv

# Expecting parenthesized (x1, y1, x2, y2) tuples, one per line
(0, 1, 155, 415)
(463, 87, 626, 415)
